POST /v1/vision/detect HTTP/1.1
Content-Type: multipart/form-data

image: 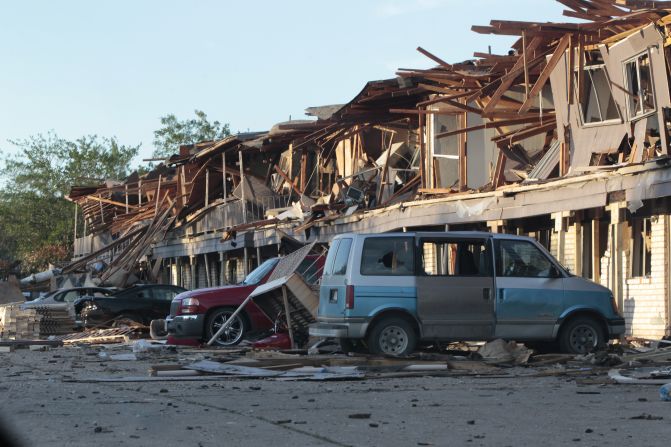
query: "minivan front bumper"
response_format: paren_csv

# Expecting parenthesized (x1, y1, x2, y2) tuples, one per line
(607, 317, 626, 337)
(309, 320, 369, 339)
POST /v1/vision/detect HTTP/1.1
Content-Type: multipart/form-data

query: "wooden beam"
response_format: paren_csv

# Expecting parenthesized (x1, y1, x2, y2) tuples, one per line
(281, 285, 295, 349)
(86, 195, 138, 210)
(493, 151, 507, 188)
(299, 151, 308, 193)
(577, 33, 585, 106)
(482, 36, 545, 114)
(435, 115, 552, 139)
(459, 111, 468, 191)
(419, 111, 426, 189)
(518, 34, 571, 113)
(154, 175, 162, 217)
(523, 31, 530, 101)
(416, 46, 452, 69)
(381, 175, 420, 206)
(493, 122, 556, 145)
(567, 34, 575, 104)
(274, 164, 303, 197)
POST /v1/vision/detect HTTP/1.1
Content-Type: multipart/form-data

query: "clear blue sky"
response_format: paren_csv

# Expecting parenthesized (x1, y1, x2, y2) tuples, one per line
(0, 0, 568, 163)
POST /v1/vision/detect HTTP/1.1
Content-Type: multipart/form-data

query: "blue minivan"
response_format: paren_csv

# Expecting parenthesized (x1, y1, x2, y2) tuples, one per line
(309, 232, 625, 355)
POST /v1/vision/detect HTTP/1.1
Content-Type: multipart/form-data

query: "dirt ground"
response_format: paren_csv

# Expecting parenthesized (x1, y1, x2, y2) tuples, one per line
(0, 344, 669, 447)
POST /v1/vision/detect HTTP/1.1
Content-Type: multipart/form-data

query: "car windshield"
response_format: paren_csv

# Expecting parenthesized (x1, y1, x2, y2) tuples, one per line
(241, 258, 279, 285)
(34, 290, 59, 301)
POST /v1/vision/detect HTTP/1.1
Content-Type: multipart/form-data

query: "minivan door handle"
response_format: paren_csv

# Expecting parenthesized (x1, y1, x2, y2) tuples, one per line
(483, 288, 491, 300)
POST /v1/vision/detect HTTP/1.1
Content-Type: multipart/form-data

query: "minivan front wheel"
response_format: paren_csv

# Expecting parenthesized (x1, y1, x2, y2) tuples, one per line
(559, 317, 605, 354)
(367, 317, 417, 357)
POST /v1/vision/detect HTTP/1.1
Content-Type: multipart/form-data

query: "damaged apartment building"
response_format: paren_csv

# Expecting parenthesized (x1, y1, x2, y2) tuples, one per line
(62, 1, 671, 340)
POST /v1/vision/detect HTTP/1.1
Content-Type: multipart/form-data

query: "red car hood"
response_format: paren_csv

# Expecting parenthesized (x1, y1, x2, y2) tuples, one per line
(174, 283, 255, 300)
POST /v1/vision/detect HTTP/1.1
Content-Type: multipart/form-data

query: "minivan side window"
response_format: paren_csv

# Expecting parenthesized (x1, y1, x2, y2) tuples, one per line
(421, 239, 491, 277)
(496, 240, 555, 278)
(361, 237, 414, 276)
(323, 240, 340, 276)
(331, 238, 353, 276)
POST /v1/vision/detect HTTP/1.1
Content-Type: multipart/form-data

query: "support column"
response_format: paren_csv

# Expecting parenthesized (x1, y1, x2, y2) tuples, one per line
(239, 151, 247, 223)
(243, 247, 250, 276)
(575, 220, 583, 277)
(552, 212, 570, 268)
(190, 255, 197, 290)
(592, 218, 601, 283)
(219, 252, 226, 285)
(176, 257, 183, 288)
(203, 253, 211, 288)
(487, 220, 504, 233)
(608, 203, 626, 311)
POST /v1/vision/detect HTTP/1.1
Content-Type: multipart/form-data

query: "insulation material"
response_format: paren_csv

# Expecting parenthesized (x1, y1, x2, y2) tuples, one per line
(277, 201, 305, 222)
(455, 197, 497, 219)
(627, 170, 661, 212)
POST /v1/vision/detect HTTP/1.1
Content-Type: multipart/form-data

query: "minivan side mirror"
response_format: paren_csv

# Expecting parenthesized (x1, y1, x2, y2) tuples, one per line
(550, 266, 562, 278)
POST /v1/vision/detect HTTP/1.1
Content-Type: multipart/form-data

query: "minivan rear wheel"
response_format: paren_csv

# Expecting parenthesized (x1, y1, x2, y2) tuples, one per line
(367, 317, 417, 357)
(559, 317, 605, 354)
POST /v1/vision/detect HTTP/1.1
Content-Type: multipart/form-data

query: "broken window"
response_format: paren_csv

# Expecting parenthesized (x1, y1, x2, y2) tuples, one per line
(630, 217, 652, 278)
(420, 239, 491, 277)
(360, 237, 414, 276)
(577, 66, 620, 124)
(625, 52, 655, 119)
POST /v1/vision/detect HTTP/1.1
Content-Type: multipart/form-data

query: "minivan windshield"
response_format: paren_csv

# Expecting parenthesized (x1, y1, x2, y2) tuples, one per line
(241, 258, 279, 285)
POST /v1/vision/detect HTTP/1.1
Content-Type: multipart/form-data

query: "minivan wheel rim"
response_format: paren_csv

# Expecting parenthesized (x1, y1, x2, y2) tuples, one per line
(379, 326, 408, 355)
(211, 313, 243, 345)
(569, 324, 598, 353)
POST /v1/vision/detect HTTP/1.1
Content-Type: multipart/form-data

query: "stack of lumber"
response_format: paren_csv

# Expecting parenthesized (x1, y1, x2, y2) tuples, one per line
(0, 302, 40, 340)
(31, 304, 76, 335)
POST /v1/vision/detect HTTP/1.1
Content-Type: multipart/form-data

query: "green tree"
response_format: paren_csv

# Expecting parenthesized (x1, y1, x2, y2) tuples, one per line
(152, 109, 230, 159)
(0, 132, 140, 272)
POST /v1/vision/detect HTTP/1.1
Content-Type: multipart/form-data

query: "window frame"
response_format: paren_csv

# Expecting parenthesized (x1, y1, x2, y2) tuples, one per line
(330, 238, 353, 276)
(418, 237, 493, 278)
(575, 64, 622, 128)
(495, 239, 562, 279)
(630, 217, 652, 278)
(623, 50, 656, 121)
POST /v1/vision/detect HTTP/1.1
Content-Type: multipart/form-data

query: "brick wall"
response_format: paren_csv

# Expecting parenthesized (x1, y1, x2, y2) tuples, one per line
(597, 215, 668, 339)
(623, 215, 667, 338)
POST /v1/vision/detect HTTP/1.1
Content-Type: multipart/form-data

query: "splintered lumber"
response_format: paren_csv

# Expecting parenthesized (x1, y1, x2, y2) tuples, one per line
(54, 327, 137, 345)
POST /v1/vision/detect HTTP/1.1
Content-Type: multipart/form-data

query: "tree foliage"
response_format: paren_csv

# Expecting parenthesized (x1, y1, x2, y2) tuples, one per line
(152, 109, 230, 159)
(0, 133, 140, 272)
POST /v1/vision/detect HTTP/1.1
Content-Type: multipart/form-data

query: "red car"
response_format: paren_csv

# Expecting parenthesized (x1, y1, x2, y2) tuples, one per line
(166, 255, 323, 346)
